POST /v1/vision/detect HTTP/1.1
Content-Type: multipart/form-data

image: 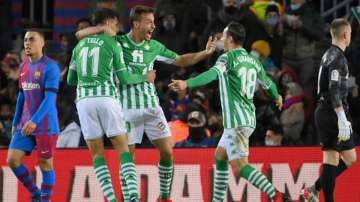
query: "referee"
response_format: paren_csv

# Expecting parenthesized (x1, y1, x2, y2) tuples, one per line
(301, 18, 357, 202)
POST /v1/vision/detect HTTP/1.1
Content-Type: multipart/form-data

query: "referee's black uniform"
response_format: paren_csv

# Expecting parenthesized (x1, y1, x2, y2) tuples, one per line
(315, 44, 354, 151)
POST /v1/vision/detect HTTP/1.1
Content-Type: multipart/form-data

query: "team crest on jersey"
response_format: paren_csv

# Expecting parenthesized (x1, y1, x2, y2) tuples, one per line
(34, 70, 41, 80)
(144, 44, 150, 50)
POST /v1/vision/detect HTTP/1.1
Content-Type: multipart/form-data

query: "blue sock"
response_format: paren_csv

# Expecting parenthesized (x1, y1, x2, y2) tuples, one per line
(41, 170, 55, 202)
(11, 164, 40, 198)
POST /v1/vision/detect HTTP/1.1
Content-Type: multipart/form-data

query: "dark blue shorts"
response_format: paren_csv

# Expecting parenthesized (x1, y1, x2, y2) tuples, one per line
(9, 130, 58, 158)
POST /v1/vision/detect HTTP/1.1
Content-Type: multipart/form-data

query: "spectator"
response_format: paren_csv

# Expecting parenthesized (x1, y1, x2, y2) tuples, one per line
(251, 83, 283, 146)
(175, 111, 216, 147)
(0, 101, 13, 147)
(153, 8, 187, 79)
(277, 67, 299, 95)
(250, 0, 283, 21)
(264, 129, 283, 146)
(282, 0, 324, 93)
(202, 0, 268, 50)
(263, 3, 284, 68)
(280, 82, 304, 145)
(250, 40, 279, 76)
(169, 89, 191, 121)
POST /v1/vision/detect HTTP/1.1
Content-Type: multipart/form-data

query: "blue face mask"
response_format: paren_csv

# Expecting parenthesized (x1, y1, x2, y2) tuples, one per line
(290, 3, 302, 11)
(266, 17, 279, 27)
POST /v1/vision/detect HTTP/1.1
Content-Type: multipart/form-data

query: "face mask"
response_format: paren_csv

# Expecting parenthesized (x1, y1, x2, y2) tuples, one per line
(265, 137, 278, 146)
(162, 19, 176, 31)
(290, 3, 302, 11)
(250, 50, 260, 59)
(215, 40, 224, 51)
(266, 17, 279, 27)
(224, 6, 238, 14)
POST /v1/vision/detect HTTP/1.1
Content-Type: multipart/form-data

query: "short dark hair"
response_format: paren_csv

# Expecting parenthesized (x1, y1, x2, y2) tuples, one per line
(92, 8, 119, 26)
(330, 18, 350, 38)
(226, 22, 246, 45)
(25, 28, 45, 40)
(129, 5, 154, 27)
(76, 18, 92, 27)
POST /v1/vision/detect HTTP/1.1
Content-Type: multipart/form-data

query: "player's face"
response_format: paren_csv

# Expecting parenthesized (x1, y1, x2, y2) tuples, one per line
(106, 17, 120, 35)
(344, 25, 351, 47)
(134, 13, 155, 40)
(24, 32, 44, 57)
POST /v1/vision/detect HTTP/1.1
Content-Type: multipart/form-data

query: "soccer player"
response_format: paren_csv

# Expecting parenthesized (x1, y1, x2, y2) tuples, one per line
(67, 8, 155, 202)
(169, 22, 290, 202)
(7, 29, 60, 202)
(76, 5, 217, 202)
(300, 18, 357, 202)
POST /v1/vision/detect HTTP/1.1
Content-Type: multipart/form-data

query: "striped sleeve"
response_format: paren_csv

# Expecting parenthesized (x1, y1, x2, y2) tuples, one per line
(211, 54, 228, 75)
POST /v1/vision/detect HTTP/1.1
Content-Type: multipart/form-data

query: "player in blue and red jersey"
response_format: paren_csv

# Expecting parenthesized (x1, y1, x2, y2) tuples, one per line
(6, 29, 60, 202)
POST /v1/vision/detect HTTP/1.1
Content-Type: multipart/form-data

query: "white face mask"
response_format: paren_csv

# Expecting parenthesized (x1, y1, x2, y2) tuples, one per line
(216, 40, 225, 51)
(250, 50, 260, 58)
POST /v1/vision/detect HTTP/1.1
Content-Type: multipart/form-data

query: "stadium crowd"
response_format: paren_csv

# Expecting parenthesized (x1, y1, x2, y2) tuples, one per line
(1, 0, 360, 148)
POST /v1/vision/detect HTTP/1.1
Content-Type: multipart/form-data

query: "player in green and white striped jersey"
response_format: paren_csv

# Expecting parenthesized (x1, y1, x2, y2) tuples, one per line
(75, 5, 217, 202)
(169, 22, 290, 202)
(67, 8, 155, 202)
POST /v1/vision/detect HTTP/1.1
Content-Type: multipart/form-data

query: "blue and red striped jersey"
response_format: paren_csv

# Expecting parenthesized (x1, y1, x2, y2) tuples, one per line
(17, 55, 60, 135)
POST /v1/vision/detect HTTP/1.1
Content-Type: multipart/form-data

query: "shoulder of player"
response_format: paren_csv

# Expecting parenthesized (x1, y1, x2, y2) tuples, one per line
(44, 57, 61, 74)
(324, 46, 342, 64)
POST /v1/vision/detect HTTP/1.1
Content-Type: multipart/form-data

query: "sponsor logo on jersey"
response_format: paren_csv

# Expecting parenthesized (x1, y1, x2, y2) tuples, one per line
(34, 70, 41, 80)
(144, 44, 150, 50)
(22, 82, 41, 90)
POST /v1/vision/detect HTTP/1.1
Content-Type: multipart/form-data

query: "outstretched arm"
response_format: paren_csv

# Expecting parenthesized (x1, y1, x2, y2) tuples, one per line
(172, 36, 217, 67)
(169, 68, 218, 91)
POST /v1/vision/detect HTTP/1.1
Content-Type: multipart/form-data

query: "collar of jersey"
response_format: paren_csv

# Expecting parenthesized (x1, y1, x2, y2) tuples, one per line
(126, 34, 145, 47)
(233, 47, 246, 52)
(29, 55, 46, 65)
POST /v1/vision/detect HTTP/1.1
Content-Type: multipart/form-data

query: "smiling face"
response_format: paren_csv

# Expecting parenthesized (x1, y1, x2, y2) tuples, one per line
(133, 12, 155, 40)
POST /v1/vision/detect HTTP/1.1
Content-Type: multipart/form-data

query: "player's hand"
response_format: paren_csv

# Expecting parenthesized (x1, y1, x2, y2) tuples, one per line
(275, 96, 283, 110)
(146, 70, 156, 83)
(101, 25, 117, 36)
(338, 119, 352, 142)
(168, 80, 187, 92)
(205, 36, 217, 55)
(22, 121, 37, 136)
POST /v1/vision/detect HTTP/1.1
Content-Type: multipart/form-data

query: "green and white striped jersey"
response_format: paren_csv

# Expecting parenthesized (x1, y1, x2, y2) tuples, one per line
(114, 34, 177, 109)
(211, 48, 279, 129)
(69, 33, 126, 100)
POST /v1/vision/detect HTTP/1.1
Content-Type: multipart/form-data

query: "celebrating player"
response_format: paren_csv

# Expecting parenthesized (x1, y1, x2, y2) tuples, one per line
(300, 18, 357, 202)
(67, 8, 155, 202)
(169, 22, 290, 202)
(76, 5, 217, 202)
(7, 29, 60, 202)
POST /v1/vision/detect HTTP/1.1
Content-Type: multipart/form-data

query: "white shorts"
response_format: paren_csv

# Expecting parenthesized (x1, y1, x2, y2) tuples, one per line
(217, 127, 255, 160)
(76, 97, 127, 140)
(123, 106, 171, 145)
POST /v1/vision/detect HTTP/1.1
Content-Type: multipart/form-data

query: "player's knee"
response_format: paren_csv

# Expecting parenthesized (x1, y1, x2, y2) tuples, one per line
(160, 148, 173, 161)
(38, 158, 53, 171)
(6, 157, 21, 169)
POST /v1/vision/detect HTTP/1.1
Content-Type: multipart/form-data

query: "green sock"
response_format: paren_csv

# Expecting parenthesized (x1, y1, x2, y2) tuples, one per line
(93, 157, 117, 202)
(212, 156, 229, 202)
(120, 171, 130, 202)
(239, 164, 276, 198)
(158, 157, 173, 199)
(120, 152, 138, 200)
